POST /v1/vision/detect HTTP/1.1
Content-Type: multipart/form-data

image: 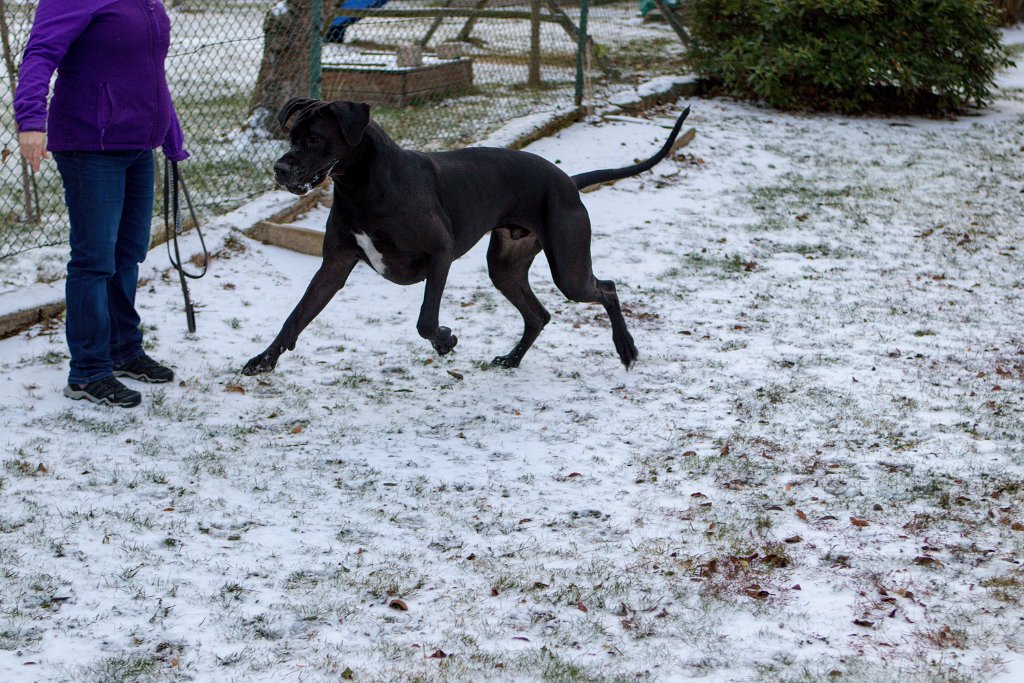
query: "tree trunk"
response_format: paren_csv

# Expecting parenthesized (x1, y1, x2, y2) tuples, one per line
(250, 0, 329, 135)
(0, 0, 36, 223)
(992, 0, 1024, 25)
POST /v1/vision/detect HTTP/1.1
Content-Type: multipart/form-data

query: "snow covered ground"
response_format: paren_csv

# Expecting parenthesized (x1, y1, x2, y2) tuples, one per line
(2, 67, 1024, 681)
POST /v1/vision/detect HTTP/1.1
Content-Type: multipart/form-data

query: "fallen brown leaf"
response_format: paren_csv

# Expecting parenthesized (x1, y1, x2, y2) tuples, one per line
(744, 585, 771, 600)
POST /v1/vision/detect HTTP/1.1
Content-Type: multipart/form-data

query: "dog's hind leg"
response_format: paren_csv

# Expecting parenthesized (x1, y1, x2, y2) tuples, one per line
(242, 254, 358, 375)
(542, 204, 638, 369)
(487, 229, 550, 368)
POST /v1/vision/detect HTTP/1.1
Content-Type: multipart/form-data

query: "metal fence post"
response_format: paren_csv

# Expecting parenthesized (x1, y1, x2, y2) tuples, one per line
(575, 0, 589, 107)
(528, 0, 541, 88)
(310, 0, 323, 99)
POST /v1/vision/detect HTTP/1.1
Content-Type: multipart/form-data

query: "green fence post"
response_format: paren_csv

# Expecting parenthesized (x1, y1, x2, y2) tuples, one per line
(529, 0, 542, 87)
(574, 0, 589, 107)
(310, 0, 323, 99)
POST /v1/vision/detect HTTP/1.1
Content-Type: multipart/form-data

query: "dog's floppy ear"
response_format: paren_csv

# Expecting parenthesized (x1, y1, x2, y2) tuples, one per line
(278, 98, 318, 132)
(327, 100, 371, 147)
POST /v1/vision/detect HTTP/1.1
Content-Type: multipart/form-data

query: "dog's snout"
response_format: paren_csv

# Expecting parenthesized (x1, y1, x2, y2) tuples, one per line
(273, 160, 290, 178)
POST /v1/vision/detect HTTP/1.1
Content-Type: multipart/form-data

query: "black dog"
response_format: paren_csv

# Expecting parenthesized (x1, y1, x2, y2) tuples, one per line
(243, 99, 690, 375)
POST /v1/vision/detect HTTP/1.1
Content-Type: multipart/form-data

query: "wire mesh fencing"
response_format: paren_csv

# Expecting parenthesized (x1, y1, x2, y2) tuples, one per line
(0, 0, 687, 261)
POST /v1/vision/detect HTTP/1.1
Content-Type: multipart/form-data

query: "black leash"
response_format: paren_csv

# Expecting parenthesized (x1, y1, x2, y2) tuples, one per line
(163, 159, 208, 333)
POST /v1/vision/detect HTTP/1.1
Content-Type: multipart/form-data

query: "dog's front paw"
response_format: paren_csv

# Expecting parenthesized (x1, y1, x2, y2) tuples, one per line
(490, 354, 521, 369)
(242, 351, 278, 376)
(431, 327, 459, 356)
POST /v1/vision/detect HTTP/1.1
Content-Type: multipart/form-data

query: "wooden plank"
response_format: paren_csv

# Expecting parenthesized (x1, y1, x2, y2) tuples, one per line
(325, 59, 473, 106)
(651, 0, 691, 47)
(507, 106, 584, 151)
(328, 8, 562, 21)
(456, 0, 490, 42)
(268, 187, 329, 225)
(0, 300, 65, 341)
(670, 127, 696, 155)
(418, 0, 456, 46)
(544, 0, 612, 75)
(246, 221, 325, 257)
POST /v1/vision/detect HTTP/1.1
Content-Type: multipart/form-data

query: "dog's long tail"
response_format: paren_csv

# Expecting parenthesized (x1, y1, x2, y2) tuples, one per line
(571, 106, 691, 192)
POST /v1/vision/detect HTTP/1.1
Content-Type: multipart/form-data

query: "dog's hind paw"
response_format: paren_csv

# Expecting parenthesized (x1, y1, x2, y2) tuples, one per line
(615, 334, 639, 370)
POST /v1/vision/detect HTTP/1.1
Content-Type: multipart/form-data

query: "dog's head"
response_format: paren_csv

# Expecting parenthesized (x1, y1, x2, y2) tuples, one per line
(272, 98, 371, 195)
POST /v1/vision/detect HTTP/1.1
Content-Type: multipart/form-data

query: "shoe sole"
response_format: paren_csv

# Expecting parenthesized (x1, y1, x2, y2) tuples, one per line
(113, 370, 174, 383)
(63, 385, 142, 408)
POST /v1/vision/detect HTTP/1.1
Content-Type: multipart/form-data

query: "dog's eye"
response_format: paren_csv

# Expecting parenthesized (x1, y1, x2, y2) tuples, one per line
(307, 135, 323, 146)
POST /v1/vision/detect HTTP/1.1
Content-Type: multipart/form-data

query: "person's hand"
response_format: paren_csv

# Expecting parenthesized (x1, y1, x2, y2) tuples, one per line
(19, 131, 48, 172)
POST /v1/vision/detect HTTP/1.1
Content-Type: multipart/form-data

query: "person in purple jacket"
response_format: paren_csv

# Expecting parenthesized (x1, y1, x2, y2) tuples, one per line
(15, 0, 189, 408)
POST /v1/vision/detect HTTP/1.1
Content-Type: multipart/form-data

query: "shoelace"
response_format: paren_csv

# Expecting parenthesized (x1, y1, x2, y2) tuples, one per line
(91, 376, 136, 400)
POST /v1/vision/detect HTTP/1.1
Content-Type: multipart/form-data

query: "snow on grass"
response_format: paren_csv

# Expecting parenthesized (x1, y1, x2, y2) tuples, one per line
(2, 90, 1024, 682)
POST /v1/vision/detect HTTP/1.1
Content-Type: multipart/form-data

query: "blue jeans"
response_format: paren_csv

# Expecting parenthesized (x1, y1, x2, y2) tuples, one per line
(53, 150, 154, 385)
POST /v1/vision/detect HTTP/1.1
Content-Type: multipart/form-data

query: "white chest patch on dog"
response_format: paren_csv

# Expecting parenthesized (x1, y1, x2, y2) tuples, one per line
(354, 232, 387, 275)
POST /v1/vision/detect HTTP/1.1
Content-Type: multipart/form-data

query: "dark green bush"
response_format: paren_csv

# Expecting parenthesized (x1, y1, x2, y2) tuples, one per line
(686, 0, 1012, 113)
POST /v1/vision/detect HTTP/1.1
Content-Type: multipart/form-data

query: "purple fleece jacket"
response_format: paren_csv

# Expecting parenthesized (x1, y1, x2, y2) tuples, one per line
(14, 0, 188, 161)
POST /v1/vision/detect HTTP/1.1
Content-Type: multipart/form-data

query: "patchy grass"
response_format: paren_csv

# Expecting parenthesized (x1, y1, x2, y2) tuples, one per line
(3, 87, 1024, 682)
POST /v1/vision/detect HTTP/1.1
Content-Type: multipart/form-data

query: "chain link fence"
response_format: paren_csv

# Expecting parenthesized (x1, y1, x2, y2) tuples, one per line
(0, 0, 687, 261)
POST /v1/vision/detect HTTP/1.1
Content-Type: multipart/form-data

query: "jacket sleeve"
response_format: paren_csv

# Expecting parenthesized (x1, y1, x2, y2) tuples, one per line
(162, 101, 190, 162)
(12, 0, 97, 133)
